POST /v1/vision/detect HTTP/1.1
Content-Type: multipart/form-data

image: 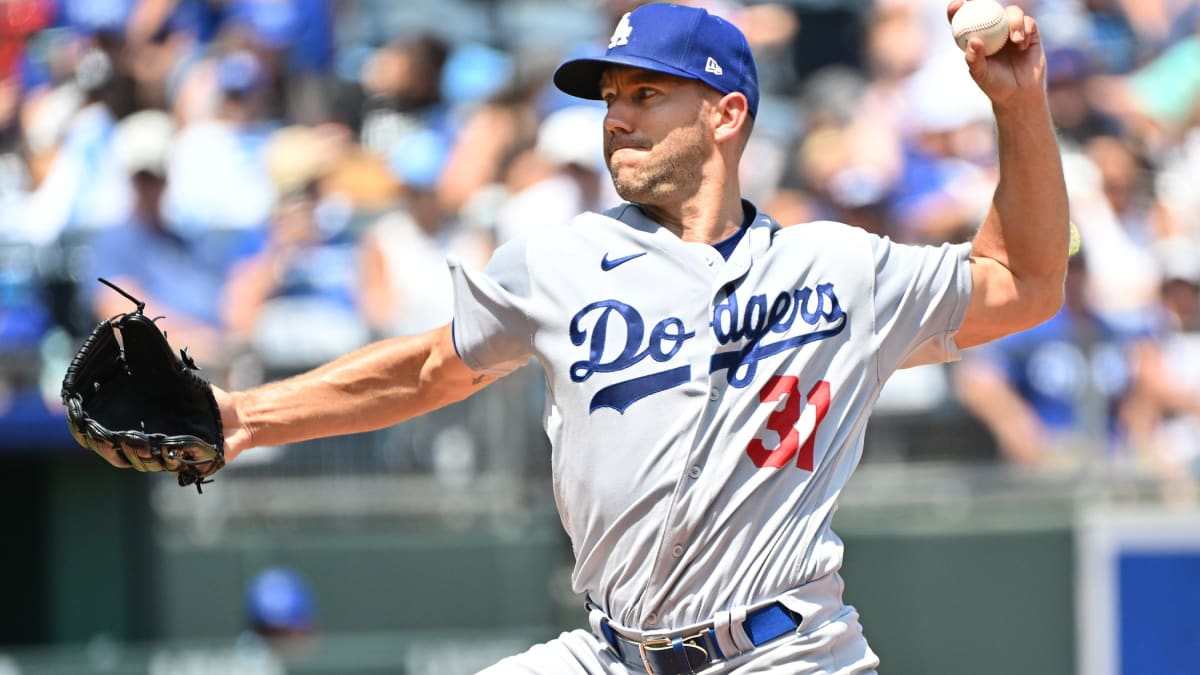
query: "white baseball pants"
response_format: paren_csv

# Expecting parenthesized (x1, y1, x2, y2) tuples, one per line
(476, 605, 880, 674)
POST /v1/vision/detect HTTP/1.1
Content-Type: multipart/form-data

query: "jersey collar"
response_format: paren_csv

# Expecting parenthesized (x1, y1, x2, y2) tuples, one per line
(603, 200, 779, 284)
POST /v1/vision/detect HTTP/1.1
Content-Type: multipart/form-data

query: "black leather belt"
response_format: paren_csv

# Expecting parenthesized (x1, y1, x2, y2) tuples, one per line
(597, 603, 802, 675)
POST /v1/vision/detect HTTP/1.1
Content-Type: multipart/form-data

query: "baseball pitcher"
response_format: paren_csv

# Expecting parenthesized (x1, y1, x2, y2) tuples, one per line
(138, 2, 1065, 672)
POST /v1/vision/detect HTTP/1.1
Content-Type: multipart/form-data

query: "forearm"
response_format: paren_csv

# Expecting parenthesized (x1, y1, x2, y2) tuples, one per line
(226, 325, 488, 452)
(976, 97, 1070, 286)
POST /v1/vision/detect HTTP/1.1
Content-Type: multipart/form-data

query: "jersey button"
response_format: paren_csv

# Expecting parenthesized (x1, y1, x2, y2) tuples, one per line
(646, 612, 658, 625)
(688, 466, 701, 479)
(708, 388, 719, 401)
(671, 544, 684, 557)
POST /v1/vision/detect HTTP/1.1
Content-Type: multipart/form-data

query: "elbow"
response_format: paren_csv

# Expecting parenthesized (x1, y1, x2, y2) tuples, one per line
(1012, 250, 1069, 329)
(1021, 278, 1066, 330)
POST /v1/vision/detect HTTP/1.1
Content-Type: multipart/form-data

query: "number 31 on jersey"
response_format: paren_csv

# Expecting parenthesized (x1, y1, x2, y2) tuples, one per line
(746, 376, 830, 471)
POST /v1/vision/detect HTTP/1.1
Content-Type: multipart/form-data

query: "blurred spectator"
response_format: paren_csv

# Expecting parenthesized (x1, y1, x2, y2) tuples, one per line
(852, 0, 927, 142)
(888, 59, 996, 244)
(1062, 134, 1168, 326)
(1076, 0, 1141, 75)
(317, 140, 399, 215)
(243, 566, 318, 659)
(224, 0, 337, 123)
(223, 124, 369, 379)
(0, 75, 29, 233)
(1154, 113, 1200, 241)
(148, 565, 316, 674)
(434, 48, 534, 216)
(52, 1, 143, 118)
(953, 252, 1143, 468)
(434, 39, 519, 214)
(1123, 244, 1200, 496)
(123, 0, 310, 117)
(440, 40, 515, 111)
(120, 6, 192, 113)
(1102, 11, 1200, 149)
(1109, 0, 1198, 58)
(797, 3, 923, 235)
(23, 48, 131, 244)
(353, 31, 450, 154)
(84, 109, 236, 367)
(1024, 0, 1166, 64)
(1044, 44, 1124, 147)
(737, 3, 802, 98)
(164, 49, 277, 234)
(124, 0, 225, 48)
(124, 0, 335, 111)
(358, 128, 492, 338)
(791, 121, 892, 237)
(492, 104, 615, 244)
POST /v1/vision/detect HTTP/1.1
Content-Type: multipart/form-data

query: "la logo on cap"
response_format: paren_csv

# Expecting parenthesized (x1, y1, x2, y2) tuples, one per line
(609, 12, 632, 48)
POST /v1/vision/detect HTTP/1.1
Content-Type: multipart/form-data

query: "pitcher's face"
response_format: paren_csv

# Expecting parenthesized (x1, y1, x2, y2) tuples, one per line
(599, 67, 717, 205)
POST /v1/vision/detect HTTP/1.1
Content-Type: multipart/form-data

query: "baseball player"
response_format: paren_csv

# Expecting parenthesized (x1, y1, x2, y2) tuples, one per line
(213, 2, 1068, 672)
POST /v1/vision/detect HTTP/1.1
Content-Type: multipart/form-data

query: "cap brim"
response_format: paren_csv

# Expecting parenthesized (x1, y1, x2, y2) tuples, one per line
(553, 54, 700, 101)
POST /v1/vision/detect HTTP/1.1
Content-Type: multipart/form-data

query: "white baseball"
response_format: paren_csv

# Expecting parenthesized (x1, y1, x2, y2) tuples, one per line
(951, 0, 1010, 56)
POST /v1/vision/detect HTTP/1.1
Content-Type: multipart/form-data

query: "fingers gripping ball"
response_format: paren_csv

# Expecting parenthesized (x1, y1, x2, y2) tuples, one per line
(952, 0, 1010, 56)
(60, 279, 225, 493)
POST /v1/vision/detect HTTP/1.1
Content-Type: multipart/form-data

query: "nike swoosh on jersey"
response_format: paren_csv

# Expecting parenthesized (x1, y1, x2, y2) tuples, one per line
(600, 252, 646, 271)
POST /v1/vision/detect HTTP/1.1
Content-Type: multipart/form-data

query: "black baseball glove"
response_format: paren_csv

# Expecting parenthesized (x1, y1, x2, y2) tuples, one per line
(61, 279, 225, 492)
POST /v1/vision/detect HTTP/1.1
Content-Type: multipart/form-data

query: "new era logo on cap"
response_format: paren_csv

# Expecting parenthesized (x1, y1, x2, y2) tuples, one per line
(553, 2, 760, 118)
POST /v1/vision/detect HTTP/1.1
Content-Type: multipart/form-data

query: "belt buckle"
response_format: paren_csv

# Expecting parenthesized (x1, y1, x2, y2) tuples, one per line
(637, 633, 709, 675)
(638, 636, 673, 675)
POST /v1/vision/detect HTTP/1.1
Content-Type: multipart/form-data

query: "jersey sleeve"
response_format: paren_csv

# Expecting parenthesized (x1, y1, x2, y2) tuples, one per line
(447, 238, 537, 377)
(870, 237, 974, 375)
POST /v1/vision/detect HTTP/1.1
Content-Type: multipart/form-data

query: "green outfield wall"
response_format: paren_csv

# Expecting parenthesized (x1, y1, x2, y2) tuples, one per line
(2, 455, 1088, 675)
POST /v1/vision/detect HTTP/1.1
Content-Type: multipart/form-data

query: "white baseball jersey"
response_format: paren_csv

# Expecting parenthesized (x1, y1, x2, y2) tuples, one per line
(450, 202, 972, 634)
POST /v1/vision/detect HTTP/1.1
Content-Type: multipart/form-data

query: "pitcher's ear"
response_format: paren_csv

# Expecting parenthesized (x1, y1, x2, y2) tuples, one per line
(714, 91, 751, 145)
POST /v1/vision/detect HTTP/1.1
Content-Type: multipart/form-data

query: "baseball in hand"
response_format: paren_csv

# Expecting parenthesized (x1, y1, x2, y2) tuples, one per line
(951, 0, 1010, 56)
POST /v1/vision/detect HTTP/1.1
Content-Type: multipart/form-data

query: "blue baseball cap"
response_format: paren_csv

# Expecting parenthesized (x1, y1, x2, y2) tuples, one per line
(553, 3, 759, 118)
(245, 567, 315, 632)
(217, 50, 264, 94)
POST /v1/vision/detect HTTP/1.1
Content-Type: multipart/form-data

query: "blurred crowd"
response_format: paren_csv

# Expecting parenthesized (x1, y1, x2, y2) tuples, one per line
(0, 0, 1198, 490)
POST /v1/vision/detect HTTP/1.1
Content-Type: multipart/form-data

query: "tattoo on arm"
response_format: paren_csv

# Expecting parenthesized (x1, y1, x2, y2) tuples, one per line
(471, 375, 488, 386)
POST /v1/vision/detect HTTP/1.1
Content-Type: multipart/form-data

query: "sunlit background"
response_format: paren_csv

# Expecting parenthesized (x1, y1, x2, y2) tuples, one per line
(1, 0, 1199, 673)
